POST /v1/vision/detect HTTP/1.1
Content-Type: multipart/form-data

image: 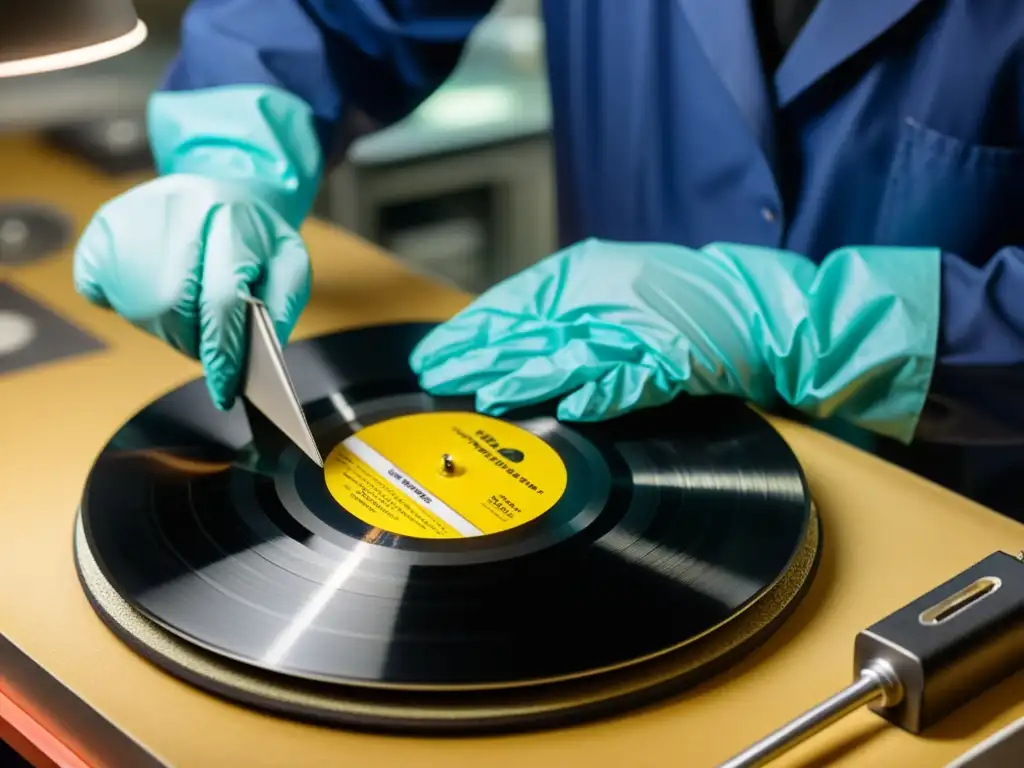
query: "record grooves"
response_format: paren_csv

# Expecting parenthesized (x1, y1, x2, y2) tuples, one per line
(75, 323, 821, 732)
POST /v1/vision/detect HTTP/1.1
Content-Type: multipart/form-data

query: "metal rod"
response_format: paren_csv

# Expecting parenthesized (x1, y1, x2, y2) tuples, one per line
(718, 660, 900, 767)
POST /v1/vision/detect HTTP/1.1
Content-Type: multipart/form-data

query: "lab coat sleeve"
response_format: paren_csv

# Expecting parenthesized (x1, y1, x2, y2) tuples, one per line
(159, 0, 498, 159)
(920, 249, 1024, 443)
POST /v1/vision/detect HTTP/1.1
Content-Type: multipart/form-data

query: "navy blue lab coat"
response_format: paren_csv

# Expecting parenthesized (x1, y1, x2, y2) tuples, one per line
(161, 0, 1024, 517)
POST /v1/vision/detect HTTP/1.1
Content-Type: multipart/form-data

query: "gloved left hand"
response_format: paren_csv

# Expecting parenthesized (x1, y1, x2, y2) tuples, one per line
(410, 238, 941, 443)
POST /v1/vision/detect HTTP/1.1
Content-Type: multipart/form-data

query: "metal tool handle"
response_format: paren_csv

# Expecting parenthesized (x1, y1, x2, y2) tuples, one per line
(718, 659, 903, 767)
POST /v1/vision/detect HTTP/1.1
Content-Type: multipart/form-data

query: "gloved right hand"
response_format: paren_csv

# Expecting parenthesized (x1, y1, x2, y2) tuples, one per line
(73, 85, 324, 410)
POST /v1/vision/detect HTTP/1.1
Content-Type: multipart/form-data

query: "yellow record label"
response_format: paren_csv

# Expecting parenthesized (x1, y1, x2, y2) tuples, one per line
(323, 412, 568, 539)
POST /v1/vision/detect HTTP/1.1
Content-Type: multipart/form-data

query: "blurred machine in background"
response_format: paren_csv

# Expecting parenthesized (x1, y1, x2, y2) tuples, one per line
(0, 0, 556, 293)
(326, 1, 555, 293)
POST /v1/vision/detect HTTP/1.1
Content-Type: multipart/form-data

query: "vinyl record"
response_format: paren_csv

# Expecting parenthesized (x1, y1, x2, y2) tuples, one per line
(73, 506, 820, 733)
(78, 323, 814, 694)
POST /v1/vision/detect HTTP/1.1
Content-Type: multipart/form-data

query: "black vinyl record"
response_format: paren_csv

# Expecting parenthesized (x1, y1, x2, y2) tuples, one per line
(78, 323, 813, 693)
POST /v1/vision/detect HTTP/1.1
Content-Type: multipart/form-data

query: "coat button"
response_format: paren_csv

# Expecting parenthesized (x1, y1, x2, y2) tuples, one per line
(761, 206, 777, 222)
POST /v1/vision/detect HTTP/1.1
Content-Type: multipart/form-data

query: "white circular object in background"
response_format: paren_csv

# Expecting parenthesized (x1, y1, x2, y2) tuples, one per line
(0, 217, 30, 249)
(0, 310, 37, 356)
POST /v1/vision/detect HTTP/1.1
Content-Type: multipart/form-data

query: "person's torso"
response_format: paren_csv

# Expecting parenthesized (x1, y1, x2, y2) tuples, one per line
(539, 0, 1024, 518)
(541, 0, 1024, 265)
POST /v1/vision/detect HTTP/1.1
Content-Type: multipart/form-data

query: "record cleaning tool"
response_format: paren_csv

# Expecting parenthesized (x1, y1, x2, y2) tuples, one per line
(239, 294, 323, 467)
(720, 550, 1024, 767)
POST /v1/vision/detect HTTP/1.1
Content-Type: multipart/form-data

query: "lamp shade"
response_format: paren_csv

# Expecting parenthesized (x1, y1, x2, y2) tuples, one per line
(0, 1, 147, 78)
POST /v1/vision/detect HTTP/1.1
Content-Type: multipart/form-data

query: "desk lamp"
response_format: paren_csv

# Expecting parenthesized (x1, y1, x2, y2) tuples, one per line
(0, 1, 147, 264)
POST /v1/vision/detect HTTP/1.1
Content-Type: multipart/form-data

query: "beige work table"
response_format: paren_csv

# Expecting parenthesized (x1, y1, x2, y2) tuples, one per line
(0, 134, 1021, 768)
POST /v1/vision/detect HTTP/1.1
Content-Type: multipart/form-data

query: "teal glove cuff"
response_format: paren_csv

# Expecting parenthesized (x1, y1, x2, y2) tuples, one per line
(761, 243, 937, 442)
(737, 243, 941, 443)
(148, 84, 324, 229)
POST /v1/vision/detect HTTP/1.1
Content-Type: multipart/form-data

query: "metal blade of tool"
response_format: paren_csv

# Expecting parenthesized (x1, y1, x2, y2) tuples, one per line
(240, 294, 323, 467)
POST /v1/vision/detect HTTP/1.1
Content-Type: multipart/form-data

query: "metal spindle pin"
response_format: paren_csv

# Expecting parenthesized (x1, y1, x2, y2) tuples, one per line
(441, 454, 456, 476)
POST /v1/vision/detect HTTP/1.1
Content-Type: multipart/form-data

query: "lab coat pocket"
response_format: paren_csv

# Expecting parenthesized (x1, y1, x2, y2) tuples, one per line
(876, 117, 1024, 261)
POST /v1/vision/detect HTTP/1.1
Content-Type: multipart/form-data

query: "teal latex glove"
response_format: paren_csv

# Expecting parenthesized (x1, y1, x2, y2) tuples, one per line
(73, 85, 323, 409)
(410, 239, 942, 443)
